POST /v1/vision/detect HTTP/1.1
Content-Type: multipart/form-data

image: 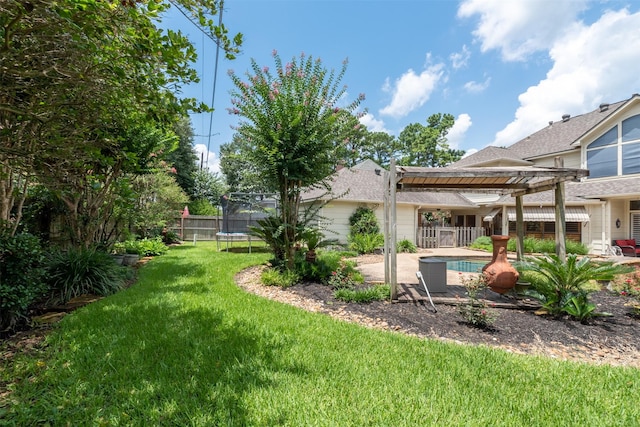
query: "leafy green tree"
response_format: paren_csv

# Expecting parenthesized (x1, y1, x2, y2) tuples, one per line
(397, 113, 465, 167)
(0, 0, 241, 244)
(131, 170, 189, 238)
(228, 51, 364, 268)
(361, 131, 399, 168)
(219, 134, 270, 193)
(167, 117, 199, 198)
(192, 168, 226, 204)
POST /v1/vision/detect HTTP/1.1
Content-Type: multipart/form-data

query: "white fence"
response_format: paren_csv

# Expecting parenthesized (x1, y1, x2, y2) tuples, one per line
(417, 226, 486, 249)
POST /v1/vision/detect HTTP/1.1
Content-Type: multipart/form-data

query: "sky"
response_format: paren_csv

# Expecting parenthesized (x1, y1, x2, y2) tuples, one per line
(161, 0, 640, 173)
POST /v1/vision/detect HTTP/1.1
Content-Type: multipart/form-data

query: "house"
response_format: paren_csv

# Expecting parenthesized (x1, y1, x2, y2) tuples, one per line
(454, 94, 640, 255)
(304, 94, 640, 255)
(302, 160, 484, 247)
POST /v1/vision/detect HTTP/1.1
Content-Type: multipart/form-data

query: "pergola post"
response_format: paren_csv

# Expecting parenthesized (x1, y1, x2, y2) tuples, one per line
(554, 157, 567, 260)
(515, 195, 524, 261)
(390, 158, 398, 299)
(383, 170, 390, 286)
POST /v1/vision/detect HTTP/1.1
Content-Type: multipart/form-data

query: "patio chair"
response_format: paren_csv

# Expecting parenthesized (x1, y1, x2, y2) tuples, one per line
(613, 239, 640, 257)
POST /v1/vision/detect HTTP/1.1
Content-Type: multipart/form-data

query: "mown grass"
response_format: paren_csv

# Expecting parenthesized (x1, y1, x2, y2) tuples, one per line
(2, 242, 640, 425)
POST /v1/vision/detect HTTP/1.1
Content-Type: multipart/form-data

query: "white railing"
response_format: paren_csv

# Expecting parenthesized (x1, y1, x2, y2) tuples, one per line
(416, 226, 486, 248)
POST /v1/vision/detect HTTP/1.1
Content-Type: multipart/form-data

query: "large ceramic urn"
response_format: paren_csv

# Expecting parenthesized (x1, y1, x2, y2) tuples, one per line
(482, 235, 519, 294)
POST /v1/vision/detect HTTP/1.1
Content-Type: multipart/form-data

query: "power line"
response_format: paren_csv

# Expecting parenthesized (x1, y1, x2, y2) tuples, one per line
(169, 0, 225, 168)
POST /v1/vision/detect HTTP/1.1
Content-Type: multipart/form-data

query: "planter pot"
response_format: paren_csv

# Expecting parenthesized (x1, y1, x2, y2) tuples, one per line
(111, 254, 124, 265)
(482, 235, 519, 294)
(123, 254, 140, 266)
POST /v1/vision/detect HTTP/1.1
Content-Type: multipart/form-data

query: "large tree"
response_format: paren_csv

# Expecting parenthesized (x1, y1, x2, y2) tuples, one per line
(397, 113, 465, 167)
(228, 51, 364, 268)
(0, 0, 241, 244)
(167, 117, 199, 198)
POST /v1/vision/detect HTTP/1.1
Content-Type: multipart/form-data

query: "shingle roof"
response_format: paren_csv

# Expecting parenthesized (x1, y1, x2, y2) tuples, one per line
(508, 99, 627, 160)
(452, 98, 629, 166)
(302, 167, 476, 208)
(449, 146, 531, 168)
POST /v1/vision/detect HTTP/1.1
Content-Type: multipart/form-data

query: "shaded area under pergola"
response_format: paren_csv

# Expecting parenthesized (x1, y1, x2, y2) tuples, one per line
(382, 158, 590, 300)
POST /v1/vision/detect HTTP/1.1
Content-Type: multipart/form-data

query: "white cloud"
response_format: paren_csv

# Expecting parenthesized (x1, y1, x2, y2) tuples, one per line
(458, 0, 589, 61)
(359, 113, 389, 133)
(450, 45, 471, 69)
(463, 77, 491, 94)
(379, 63, 445, 118)
(447, 113, 472, 149)
(493, 8, 640, 146)
(194, 143, 221, 173)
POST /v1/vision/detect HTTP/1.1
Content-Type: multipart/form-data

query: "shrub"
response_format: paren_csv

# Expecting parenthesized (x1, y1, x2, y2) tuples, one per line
(118, 237, 168, 256)
(327, 260, 363, 289)
(135, 237, 168, 256)
(260, 268, 300, 288)
(162, 229, 182, 244)
(349, 206, 379, 235)
(469, 236, 492, 251)
(457, 274, 497, 328)
(348, 233, 384, 254)
(506, 237, 589, 255)
(517, 254, 628, 322)
(397, 239, 417, 253)
(334, 284, 390, 303)
(609, 265, 640, 317)
(45, 248, 129, 304)
(295, 250, 341, 282)
(0, 232, 47, 331)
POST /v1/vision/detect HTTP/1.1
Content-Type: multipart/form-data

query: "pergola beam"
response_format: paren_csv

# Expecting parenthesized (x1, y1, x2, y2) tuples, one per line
(383, 162, 589, 300)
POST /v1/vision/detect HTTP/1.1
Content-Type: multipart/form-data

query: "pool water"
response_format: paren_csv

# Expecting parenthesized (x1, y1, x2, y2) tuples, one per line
(445, 259, 488, 273)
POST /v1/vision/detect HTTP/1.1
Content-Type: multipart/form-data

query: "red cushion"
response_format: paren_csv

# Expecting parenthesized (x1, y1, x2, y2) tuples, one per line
(615, 239, 636, 247)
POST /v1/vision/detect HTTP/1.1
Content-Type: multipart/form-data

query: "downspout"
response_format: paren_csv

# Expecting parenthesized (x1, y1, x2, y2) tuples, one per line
(415, 205, 422, 246)
(601, 201, 607, 255)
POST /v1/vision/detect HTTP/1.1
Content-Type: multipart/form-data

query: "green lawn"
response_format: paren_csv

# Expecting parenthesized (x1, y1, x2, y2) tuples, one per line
(2, 242, 639, 425)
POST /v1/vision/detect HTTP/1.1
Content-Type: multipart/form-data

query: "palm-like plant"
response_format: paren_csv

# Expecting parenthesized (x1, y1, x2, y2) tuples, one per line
(519, 253, 629, 320)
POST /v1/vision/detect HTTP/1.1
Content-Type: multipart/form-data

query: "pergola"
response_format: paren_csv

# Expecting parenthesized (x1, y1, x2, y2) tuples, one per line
(382, 158, 590, 300)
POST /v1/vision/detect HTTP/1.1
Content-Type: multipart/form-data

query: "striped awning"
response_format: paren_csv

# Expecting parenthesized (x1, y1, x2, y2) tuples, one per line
(483, 206, 590, 222)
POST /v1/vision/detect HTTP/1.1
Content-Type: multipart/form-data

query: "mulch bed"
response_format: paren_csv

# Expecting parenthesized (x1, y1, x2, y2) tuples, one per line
(236, 265, 640, 368)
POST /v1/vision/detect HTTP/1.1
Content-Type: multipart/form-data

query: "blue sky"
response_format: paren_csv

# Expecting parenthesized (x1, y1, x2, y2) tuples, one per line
(161, 0, 640, 172)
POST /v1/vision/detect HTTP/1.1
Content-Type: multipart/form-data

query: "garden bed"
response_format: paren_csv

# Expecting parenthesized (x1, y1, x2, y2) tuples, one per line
(236, 264, 640, 368)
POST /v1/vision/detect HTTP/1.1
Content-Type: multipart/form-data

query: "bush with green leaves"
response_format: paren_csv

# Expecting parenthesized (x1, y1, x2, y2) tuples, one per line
(45, 248, 130, 304)
(260, 268, 300, 288)
(334, 284, 390, 303)
(327, 259, 363, 289)
(117, 237, 168, 256)
(469, 236, 492, 251)
(349, 206, 379, 235)
(457, 274, 497, 328)
(348, 233, 384, 254)
(397, 239, 417, 253)
(472, 236, 588, 255)
(294, 250, 341, 282)
(516, 254, 629, 322)
(0, 232, 47, 331)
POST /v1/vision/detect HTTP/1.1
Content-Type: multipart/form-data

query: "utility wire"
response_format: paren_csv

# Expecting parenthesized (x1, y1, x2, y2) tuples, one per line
(168, 0, 225, 169)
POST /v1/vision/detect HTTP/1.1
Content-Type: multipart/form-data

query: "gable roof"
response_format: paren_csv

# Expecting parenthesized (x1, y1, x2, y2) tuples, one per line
(302, 167, 476, 208)
(451, 146, 531, 168)
(453, 97, 631, 166)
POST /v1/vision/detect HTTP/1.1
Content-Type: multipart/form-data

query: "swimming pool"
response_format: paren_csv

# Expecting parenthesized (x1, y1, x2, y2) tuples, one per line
(445, 258, 490, 273)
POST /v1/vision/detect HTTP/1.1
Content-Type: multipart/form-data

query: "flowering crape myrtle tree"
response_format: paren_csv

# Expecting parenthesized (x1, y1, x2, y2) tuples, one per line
(228, 50, 365, 269)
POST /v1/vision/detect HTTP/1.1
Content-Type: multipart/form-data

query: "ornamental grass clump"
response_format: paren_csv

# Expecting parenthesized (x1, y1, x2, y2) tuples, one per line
(457, 274, 497, 328)
(45, 248, 129, 304)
